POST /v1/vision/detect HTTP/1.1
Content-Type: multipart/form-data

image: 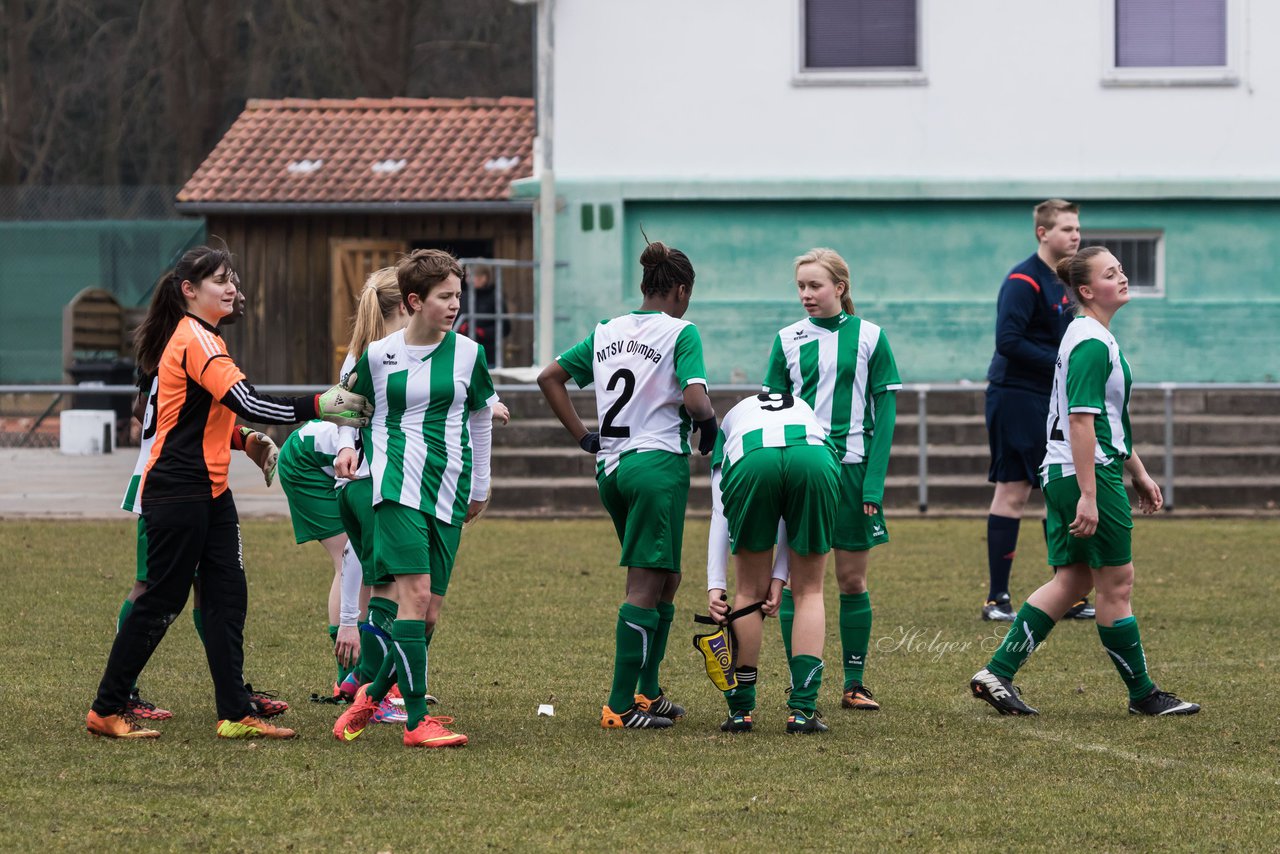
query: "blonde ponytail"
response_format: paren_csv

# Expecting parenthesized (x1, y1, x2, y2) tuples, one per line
(347, 266, 401, 359)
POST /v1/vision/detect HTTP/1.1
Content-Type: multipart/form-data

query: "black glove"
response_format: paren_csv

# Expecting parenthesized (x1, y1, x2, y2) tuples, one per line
(578, 431, 601, 454)
(694, 415, 718, 456)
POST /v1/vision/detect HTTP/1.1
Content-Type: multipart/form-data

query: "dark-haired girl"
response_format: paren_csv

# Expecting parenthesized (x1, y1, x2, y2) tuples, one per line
(538, 240, 717, 729)
(86, 246, 371, 740)
(970, 246, 1198, 717)
(763, 247, 901, 714)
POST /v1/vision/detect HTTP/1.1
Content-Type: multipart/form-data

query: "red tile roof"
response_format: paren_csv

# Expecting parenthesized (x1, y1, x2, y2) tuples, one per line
(176, 98, 534, 207)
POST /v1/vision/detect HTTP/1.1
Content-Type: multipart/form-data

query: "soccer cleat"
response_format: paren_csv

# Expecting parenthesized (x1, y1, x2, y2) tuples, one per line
(970, 668, 1039, 716)
(372, 696, 407, 725)
(600, 704, 674, 729)
(246, 684, 289, 719)
(1129, 687, 1200, 716)
(981, 594, 1017, 622)
(424, 693, 438, 706)
(337, 672, 361, 702)
(785, 708, 828, 734)
(841, 682, 881, 711)
(216, 716, 297, 739)
(387, 683, 405, 707)
(126, 690, 173, 721)
(86, 710, 160, 739)
(1064, 598, 1096, 620)
(635, 691, 685, 720)
(720, 711, 754, 733)
(333, 685, 378, 742)
(403, 715, 468, 748)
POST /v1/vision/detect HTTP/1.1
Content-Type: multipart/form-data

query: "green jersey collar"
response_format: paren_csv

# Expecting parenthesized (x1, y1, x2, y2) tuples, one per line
(808, 312, 849, 332)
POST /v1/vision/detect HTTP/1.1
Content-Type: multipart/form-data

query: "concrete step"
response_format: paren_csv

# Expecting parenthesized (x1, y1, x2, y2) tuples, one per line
(497, 415, 1280, 449)
(487, 473, 1280, 516)
(492, 444, 1280, 480)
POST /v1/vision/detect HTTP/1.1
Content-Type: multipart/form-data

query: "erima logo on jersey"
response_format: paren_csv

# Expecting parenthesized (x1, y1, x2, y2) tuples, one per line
(792, 330, 808, 339)
(383, 352, 399, 365)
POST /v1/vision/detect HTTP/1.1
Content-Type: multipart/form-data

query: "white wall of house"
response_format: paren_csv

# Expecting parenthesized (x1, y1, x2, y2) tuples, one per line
(553, 0, 1278, 180)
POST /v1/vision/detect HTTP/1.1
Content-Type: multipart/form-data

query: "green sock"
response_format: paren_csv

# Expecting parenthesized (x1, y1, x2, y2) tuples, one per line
(788, 655, 824, 714)
(1098, 616, 1156, 701)
(359, 597, 398, 684)
(778, 587, 795, 661)
(987, 603, 1056, 679)
(839, 591, 872, 688)
(192, 607, 206, 646)
(328, 625, 347, 683)
(118, 599, 137, 692)
(637, 600, 675, 698)
(724, 666, 757, 713)
(423, 630, 434, 696)
(386, 619, 427, 728)
(607, 603, 659, 714)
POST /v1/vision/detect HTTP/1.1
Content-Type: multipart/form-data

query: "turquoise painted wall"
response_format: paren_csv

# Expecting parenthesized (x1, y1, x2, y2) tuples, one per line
(537, 188, 1280, 384)
(0, 220, 205, 382)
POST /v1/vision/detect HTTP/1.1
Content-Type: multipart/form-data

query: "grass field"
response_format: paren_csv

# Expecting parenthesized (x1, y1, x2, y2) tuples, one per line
(4, 516, 1278, 852)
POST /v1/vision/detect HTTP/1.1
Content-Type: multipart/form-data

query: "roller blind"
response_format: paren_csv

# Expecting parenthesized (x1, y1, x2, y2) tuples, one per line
(1116, 0, 1226, 67)
(804, 0, 918, 69)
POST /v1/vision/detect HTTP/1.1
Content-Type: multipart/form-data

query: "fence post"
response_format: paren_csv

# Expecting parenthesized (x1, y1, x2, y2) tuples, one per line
(917, 386, 929, 513)
(1162, 383, 1175, 512)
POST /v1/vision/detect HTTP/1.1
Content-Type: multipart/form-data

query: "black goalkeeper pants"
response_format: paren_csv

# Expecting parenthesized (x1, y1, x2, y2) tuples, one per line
(91, 490, 253, 721)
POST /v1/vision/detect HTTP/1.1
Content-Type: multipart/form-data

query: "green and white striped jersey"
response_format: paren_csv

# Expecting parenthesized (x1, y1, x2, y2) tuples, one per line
(121, 374, 159, 515)
(281, 420, 345, 482)
(762, 313, 901, 465)
(557, 311, 708, 477)
(712, 393, 833, 474)
(1040, 316, 1133, 484)
(347, 330, 498, 526)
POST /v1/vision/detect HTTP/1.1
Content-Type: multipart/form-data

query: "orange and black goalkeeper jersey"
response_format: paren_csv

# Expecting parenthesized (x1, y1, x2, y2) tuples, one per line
(142, 315, 317, 504)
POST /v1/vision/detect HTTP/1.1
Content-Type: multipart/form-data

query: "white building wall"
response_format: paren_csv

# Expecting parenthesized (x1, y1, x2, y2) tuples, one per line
(553, 0, 1279, 180)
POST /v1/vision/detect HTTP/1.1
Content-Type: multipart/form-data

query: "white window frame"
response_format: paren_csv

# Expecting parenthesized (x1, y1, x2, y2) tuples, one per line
(793, 0, 927, 87)
(1080, 230, 1166, 298)
(1101, 0, 1244, 88)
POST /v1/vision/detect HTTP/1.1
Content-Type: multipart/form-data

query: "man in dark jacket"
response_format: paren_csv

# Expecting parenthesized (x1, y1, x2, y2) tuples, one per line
(982, 199, 1094, 622)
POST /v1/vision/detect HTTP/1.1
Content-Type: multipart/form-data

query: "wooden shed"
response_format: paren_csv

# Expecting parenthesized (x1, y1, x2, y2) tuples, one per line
(175, 97, 535, 383)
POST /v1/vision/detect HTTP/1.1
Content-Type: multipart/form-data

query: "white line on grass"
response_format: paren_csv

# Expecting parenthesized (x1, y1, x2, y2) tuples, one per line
(1017, 729, 1280, 788)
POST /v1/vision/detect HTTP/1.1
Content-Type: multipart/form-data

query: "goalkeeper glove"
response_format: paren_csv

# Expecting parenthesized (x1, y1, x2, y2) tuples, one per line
(578, 431, 601, 454)
(694, 415, 718, 456)
(238, 426, 279, 486)
(317, 373, 372, 427)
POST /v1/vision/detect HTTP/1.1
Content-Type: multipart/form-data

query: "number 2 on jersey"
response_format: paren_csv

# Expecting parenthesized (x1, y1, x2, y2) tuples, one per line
(600, 368, 635, 438)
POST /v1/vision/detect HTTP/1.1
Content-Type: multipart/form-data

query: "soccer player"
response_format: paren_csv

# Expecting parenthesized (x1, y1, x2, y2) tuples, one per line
(538, 239, 717, 730)
(86, 246, 371, 740)
(331, 249, 497, 748)
(706, 393, 840, 734)
(330, 266, 411, 724)
(982, 200, 1094, 622)
(277, 419, 360, 693)
(763, 247, 900, 712)
(970, 247, 1199, 717)
(114, 277, 285, 722)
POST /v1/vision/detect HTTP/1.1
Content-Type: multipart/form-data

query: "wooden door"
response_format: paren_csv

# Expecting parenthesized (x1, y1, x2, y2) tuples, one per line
(330, 239, 407, 379)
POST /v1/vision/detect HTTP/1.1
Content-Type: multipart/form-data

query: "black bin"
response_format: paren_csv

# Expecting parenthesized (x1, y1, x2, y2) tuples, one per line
(68, 358, 136, 425)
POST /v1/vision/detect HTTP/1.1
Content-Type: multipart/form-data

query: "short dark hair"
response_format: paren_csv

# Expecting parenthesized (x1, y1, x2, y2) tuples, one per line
(397, 249, 464, 314)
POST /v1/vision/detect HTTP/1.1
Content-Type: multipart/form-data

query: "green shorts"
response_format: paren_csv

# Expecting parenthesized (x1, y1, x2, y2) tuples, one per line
(134, 515, 149, 582)
(1044, 462, 1133, 569)
(337, 478, 390, 587)
(597, 450, 690, 572)
(721, 444, 840, 555)
(834, 461, 889, 552)
(278, 443, 344, 544)
(372, 500, 462, 596)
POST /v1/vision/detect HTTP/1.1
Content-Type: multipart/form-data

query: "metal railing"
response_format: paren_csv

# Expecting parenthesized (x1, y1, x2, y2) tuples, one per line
(5, 381, 1278, 511)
